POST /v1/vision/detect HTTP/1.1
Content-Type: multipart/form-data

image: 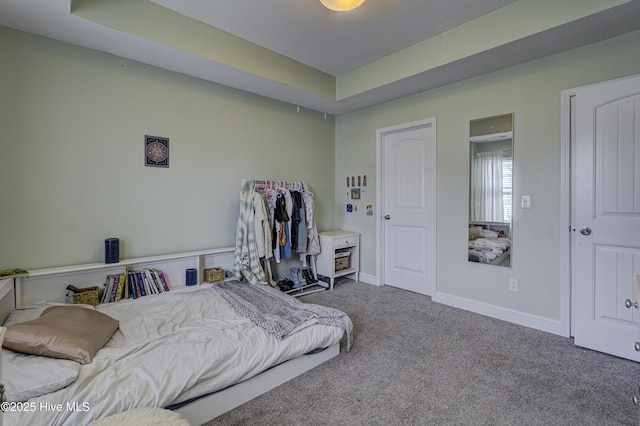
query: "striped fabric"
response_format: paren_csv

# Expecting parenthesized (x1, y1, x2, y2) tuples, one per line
(232, 179, 265, 284)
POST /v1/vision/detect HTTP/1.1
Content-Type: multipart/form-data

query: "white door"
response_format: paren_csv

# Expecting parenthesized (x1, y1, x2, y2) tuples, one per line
(573, 74, 640, 361)
(377, 119, 436, 295)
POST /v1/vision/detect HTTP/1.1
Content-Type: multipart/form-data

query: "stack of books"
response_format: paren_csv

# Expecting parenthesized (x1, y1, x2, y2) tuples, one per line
(100, 269, 170, 303)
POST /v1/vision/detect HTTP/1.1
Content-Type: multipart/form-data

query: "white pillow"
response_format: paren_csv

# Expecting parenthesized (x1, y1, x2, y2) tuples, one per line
(1, 302, 90, 401)
(2, 349, 80, 402)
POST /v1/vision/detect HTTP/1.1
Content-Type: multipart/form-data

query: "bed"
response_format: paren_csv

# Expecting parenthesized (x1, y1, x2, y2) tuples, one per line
(468, 226, 511, 265)
(0, 278, 351, 426)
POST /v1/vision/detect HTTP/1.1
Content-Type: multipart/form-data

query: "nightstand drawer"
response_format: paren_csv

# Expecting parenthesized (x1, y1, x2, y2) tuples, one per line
(333, 235, 357, 249)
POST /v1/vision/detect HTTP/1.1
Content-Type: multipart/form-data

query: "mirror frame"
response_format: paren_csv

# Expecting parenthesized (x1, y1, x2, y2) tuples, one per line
(468, 113, 514, 267)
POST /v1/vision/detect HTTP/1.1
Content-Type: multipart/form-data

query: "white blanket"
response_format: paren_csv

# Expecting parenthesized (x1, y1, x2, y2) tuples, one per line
(4, 286, 345, 426)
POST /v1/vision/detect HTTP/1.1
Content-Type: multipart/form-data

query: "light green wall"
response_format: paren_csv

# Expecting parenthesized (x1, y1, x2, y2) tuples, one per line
(334, 30, 640, 321)
(0, 26, 335, 270)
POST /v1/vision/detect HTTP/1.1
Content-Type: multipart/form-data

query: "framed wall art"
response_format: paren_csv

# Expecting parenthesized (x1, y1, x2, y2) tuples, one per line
(145, 135, 169, 168)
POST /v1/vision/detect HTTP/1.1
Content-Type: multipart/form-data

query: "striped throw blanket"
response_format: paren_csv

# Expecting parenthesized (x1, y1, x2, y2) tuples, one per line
(211, 280, 352, 352)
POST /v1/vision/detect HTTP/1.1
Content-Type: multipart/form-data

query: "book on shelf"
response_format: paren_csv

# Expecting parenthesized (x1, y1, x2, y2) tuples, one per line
(110, 274, 119, 301)
(134, 272, 144, 296)
(101, 274, 115, 304)
(114, 274, 125, 301)
(124, 266, 129, 300)
(157, 270, 170, 292)
(127, 272, 138, 299)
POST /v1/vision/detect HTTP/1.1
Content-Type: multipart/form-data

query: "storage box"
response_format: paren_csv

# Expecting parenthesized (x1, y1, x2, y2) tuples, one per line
(204, 267, 225, 282)
(70, 286, 100, 306)
(334, 251, 351, 271)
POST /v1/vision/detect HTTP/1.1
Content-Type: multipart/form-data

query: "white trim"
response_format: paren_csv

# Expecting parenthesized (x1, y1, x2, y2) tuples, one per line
(559, 89, 576, 338)
(469, 131, 512, 143)
(376, 118, 437, 295)
(357, 272, 379, 286)
(432, 292, 564, 336)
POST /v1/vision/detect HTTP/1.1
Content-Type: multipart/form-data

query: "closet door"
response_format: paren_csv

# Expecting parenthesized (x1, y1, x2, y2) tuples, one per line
(378, 118, 436, 296)
(572, 74, 640, 361)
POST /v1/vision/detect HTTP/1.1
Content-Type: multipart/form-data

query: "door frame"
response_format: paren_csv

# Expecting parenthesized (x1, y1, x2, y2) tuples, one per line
(375, 117, 437, 295)
(560, 88, 575, 338)
(560, 73, 640, 339)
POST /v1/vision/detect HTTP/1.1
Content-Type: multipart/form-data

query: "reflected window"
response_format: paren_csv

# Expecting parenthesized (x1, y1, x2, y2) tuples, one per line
(471, 148, 512, 223)
(502, 151, 512, 222)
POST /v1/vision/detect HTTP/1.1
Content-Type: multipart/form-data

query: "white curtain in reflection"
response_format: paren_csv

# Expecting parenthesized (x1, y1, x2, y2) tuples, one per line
(472, 151, 504, 222)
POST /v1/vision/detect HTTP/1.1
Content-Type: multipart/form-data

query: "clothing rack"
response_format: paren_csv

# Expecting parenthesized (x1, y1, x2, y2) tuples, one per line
(236, 179, 327, 297)
(255, 179, 325, 297)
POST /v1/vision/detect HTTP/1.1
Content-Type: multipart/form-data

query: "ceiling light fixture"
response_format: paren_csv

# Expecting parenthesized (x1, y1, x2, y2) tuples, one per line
(320, 0, 366, 12)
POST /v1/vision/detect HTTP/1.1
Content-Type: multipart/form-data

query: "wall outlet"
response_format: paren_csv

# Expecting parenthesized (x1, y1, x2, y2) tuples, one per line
(509, 278, 519, 292)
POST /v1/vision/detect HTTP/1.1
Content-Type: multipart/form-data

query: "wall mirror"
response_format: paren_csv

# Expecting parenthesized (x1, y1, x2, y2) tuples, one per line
(468, 113, 513, 267)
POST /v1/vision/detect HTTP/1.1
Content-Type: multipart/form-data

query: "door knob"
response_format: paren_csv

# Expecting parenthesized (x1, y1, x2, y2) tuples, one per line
(384, 215, 391, 220)
(625, 299, 638, 309)
(580, 226, 592, 236)
(635, 342, 640, 352)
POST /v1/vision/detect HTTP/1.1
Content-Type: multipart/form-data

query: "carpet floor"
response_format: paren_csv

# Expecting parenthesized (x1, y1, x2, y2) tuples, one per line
(202, 280, 639, 426)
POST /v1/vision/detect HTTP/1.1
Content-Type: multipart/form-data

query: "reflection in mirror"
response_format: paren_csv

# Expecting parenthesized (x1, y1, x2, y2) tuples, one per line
(468, 113, 513, 267)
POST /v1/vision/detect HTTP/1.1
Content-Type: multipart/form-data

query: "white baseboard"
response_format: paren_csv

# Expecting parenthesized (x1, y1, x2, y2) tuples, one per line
(358, 272, 379, 286)
(357, 276, 562, 336)
(431, 291, 565, 337)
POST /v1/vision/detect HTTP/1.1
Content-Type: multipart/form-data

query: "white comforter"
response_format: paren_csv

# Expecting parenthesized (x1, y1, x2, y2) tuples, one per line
(5, 286, 344, 426)
(468, 237, 511, 262)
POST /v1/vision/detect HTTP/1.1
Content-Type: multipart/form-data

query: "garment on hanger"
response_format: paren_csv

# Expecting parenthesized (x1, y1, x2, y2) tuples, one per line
(232, 179, 265, 284)
(290, 191, 301, 251)
(281, 190, 294, 260)
(293, 191, 307, 254)
(303, 191, 320, 256)
(253, 191, 272, 260)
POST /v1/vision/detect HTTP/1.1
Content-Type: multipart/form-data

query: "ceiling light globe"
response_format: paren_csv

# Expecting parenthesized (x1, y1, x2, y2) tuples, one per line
(320, 0, 366, 12)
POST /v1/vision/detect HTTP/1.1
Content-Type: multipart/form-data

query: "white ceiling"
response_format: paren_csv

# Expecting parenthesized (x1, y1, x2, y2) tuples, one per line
(1, 0, 639, 114)
(150, 0, 516, 76)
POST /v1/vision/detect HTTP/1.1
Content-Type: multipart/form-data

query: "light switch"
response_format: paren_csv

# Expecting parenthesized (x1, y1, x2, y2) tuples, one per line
(521, 195, 532, 209)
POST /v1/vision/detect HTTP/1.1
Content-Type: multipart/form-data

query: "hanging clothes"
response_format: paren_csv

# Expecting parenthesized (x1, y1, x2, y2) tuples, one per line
(290, 191, 301, 251)
(272, 192, 288, 262)
(232, 179, 265, 284)
(253, 191, 272, 260)
(292, 191, 307, 254)
(234, 179, 318, 283)
(303, 191, 320, 256)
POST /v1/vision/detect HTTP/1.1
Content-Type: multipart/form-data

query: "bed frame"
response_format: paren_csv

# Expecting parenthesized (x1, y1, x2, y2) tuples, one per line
(0, 248, 343, 425)
(174, 342, 339, 424)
